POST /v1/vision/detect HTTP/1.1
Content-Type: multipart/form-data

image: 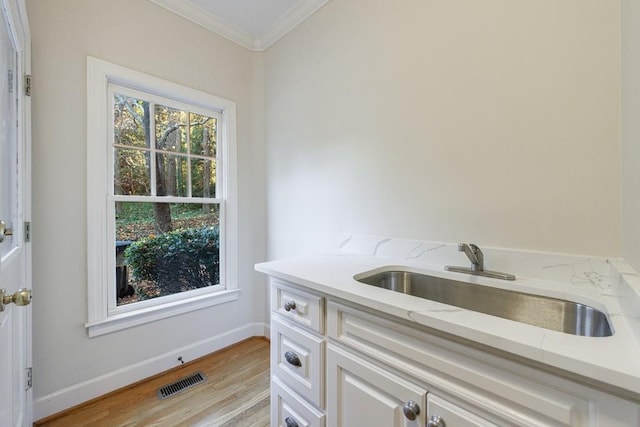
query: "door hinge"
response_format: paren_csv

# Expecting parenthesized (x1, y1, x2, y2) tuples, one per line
(25, 74, 31, 96)
(8, 70, 13, 93)
(24, 221, 31, 242)
(26, 367, 32, 390)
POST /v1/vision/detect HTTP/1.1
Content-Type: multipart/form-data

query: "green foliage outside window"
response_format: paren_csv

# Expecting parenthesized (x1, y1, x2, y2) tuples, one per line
(124, 226, 220, 298)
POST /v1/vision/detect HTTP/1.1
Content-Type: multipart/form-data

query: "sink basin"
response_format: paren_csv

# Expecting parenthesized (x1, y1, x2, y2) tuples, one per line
(355, 270, 613, 337)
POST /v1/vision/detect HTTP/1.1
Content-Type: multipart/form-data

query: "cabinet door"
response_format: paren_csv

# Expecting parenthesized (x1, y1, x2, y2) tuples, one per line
(427, 394, 498, 427)
(327, 344, 427, 427)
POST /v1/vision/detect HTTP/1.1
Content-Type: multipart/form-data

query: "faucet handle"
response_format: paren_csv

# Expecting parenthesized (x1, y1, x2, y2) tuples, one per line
(470, 244, 484, 262)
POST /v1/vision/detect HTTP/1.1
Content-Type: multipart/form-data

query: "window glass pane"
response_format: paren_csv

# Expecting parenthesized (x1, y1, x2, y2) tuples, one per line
(155, 105, 187, 153)
(155, 152, 188, 197)
(113, 94, 147, 148)
(114, 148, 150, 196)
(190, 113, 216, 158)
(115, 202, 220, 306)
(191, 158, 216, 198)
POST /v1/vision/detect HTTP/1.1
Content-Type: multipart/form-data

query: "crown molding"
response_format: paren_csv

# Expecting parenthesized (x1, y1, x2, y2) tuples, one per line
(149, 0, 332, 51)
(260, 0, 331, 49)
(149, 0, 257, 50)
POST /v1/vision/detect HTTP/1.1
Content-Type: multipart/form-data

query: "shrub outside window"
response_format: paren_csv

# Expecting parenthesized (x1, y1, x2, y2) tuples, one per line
(86, 57, 238, 337)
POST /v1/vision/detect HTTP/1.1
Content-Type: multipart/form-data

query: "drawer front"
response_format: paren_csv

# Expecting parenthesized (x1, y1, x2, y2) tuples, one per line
(272, 377, 325, 427)
(327, 300, 590, 427)
(272, 315, 324, 407)
(271, 279, 324, 333)
(427, 394, 498, 427)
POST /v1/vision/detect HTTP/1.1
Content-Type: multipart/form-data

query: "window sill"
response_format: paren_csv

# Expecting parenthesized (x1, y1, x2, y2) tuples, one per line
(85, 288, 240, 337)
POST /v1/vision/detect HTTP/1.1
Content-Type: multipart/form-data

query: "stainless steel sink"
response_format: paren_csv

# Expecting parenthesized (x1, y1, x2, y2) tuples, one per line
(355, 270, 613, 337)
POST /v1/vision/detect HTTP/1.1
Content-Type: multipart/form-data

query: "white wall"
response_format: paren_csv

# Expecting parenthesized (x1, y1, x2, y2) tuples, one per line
(26, 0, 634, 418)
(27, 0, 266, 415)
(622, 0, 640, 272)
(264, 0, 622, 259)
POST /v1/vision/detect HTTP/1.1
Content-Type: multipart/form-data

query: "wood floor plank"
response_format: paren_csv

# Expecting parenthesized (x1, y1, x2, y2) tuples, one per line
(216, 391, 270, 427)
(36, 337, 270, 427)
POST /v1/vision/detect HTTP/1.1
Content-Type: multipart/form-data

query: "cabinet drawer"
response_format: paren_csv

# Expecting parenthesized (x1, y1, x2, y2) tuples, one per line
(427, 394, 497, 427)
(271, 279, 324, 333)
(272, 315, 324, 407)
(272, 377, 325, 427)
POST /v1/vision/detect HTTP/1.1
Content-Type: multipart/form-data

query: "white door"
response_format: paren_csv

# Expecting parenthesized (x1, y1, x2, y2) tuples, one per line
(0, 0, 31, 425)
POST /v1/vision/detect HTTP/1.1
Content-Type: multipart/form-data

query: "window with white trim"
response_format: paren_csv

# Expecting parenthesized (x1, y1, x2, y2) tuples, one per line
(86, 57, 238, 337)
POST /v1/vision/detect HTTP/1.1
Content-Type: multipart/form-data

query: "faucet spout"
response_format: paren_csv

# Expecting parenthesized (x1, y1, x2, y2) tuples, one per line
(458, 243, 484, 271)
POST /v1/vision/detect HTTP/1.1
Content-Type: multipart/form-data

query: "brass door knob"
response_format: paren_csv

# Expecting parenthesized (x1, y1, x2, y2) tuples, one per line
(0, 220, 13, 243)
(0, 288, 32, 312)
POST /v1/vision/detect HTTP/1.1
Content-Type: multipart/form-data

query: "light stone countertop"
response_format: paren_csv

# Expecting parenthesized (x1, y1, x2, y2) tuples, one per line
(256, 235, 640, 398)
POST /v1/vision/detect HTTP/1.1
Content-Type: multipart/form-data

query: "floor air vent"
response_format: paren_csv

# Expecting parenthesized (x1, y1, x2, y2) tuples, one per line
(157, 371, 207, 400)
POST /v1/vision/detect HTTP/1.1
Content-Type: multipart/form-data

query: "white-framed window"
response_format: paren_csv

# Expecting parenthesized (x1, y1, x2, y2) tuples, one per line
(85, 57, 238, 337)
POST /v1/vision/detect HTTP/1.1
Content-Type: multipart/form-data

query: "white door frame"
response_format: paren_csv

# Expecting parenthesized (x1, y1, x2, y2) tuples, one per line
(0, 0, 32, 425)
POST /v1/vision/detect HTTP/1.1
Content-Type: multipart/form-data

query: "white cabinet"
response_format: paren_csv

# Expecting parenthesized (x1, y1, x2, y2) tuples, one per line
(327, 344, 427, 427)
(326, 342, 500, 427)
(270, 280, 326, 427)
(269, 278, 640, 427)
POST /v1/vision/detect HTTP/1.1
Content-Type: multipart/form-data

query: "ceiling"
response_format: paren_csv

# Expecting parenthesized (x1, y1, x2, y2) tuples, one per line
(150, 0, 331, 51)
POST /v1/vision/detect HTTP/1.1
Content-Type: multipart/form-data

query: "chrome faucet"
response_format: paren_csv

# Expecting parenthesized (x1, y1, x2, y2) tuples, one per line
(458, 243, 483, 271)
(445, 243, 515, 280)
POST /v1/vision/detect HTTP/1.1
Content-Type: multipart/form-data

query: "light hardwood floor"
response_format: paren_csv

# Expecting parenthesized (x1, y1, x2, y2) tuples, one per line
(35, 337, 270, 427)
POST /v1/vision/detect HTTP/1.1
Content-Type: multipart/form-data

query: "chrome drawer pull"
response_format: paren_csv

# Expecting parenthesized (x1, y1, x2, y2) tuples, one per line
(402, 400, 421, 421)
(284, 300, 296, 311)
(427, 415, 445, 427)
(285, 416, 299, 427)
(284, 351, 302, 367)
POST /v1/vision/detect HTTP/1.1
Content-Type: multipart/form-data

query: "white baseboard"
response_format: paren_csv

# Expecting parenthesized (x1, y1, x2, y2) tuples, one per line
(34, 322, 269, 421)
